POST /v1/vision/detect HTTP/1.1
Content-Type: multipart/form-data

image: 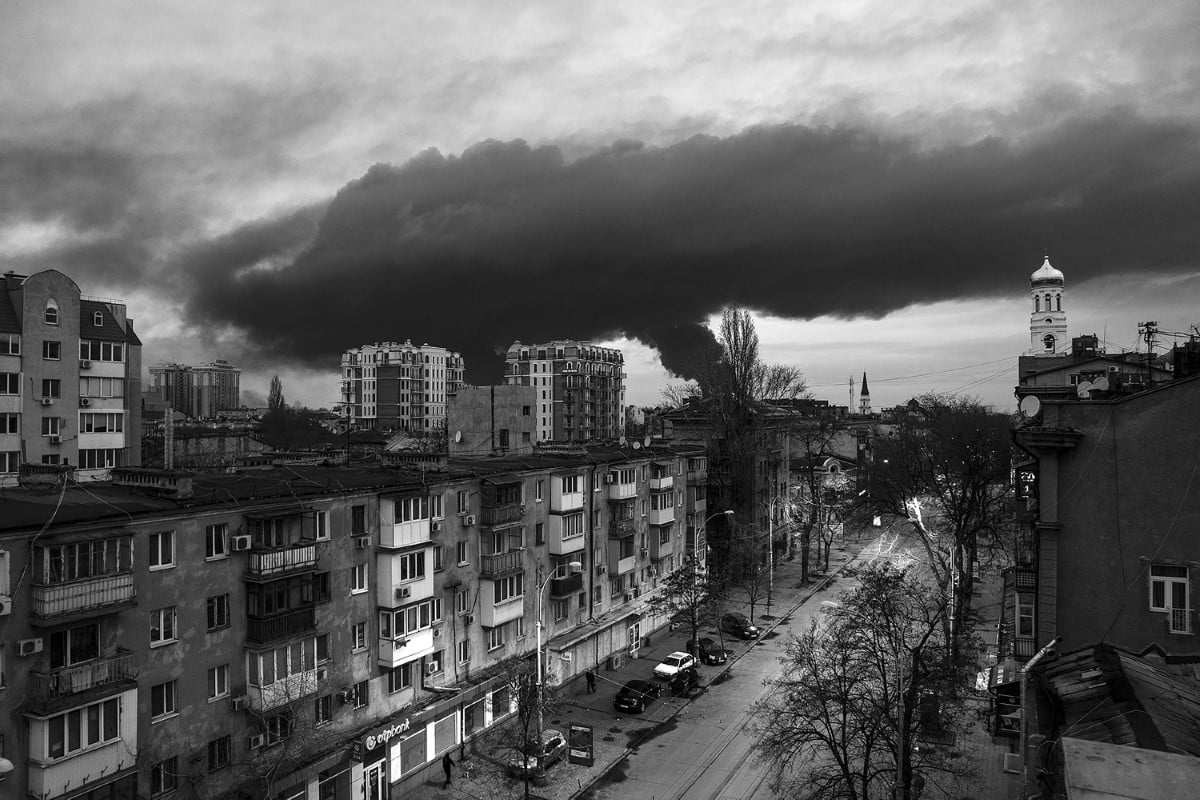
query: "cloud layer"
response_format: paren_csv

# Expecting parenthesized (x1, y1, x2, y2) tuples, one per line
(180, 109, 1200, 383)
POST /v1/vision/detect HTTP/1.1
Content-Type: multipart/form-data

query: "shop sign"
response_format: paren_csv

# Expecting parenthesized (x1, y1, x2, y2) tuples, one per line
(366, 718, 412, 750)
(568, 723, 594, 767)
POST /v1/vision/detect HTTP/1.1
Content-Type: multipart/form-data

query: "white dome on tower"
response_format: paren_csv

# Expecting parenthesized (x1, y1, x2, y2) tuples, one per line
(1031, 256, 1064, 287)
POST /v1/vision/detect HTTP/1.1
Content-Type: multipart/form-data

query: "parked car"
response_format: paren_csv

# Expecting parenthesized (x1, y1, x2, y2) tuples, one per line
(506, 729, 568, 778)
(613, 679, 662, 713)
(721, 613, 760, 640)
(687, 637, 727, 665)
(653, 651, 698, 680)
(669, 665, 701, 696)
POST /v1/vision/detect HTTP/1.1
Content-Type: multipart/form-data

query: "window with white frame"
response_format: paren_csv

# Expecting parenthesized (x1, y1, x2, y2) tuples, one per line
(430, 493, 444, 519)
(380, 598, 442, 640)
(148, 531, 175, 570)
(353, 622, 367, 650)
(351, 564, 368, 594)
(0, 373, 19, 394)
(552, 598, 569, 621)
(353, 679, 369, 709)
(396, 496, 429, 522)
(1015, 594, 1034, 637)
(207, 736, 231, 773)
(560, 474, 581, 494)
(457, 640, 470, 664)
(456, 541, 469, 566)
(208, 664, 229, 700)
(0, 333, 18, 355)
(205, 523, 228, 559)
(151, 756, 178, 796)
(42, 340, 61, 360)
(49, 623, 98, 668)
(455, 589, 469, 615)
(313, 511, 329, 540)
(1150, 564, 1189, 630)
(493, 573, 523, 604)
(46, 697, 120, 758)
(79, 340, 124, 363)
(456, 490, 470, 514)
(151, 680, 178, 720)
(206, 594, 230, 630)
(246, 637, 327, 687)
(41, 416, 60, 437)
(396, 551, 425, 582)
(387, 662, 413, 693)
(150, 607, 177, 646)
(535, 480, 544, 501)
(79, 376, 125, 398)
(79, 448, 121, 469)
(561, 512, 584, 538)
(315, 695, 332, 726)
(79, 412, 124, 433)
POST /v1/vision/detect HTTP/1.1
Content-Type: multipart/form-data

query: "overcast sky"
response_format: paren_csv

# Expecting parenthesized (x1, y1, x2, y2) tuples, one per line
(3, 1, 1198, 411)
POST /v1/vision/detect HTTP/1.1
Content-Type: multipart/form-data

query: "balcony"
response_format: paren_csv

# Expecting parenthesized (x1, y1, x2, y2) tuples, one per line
(608, 518, 636, 539)
(690, 496, 707, 514)
(377, 549, 435, 607)
(382, 518, 432, 549)
(480, 550, 524, 578)
(32, 573, 136, 622)
(687, 468, 707, 483)
(30, 650, 137, 705)
(247, 607, 317, 645)
(378, 626, 436, 669)
(648, 506, 675, 526)
(481, 503, 525, 528)
(548, 515, 586, 555)
(247, 542, 318, 580)
(608, 480, 637, 501)
(549, 572, 583, 598)
(551, 487, 584, 513)
(479, 587, 525, 628)
(649, 535, 674, 561)
(248, 668, 322, 712)
(649, 474, 673, 491)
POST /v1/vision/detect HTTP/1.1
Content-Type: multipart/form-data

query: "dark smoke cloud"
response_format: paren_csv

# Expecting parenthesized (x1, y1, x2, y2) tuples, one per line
(181, 109, 1200, 383)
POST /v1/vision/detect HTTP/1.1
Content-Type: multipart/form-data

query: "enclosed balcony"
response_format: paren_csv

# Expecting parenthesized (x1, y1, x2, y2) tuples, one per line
(649, 464, 674, 491)
(378, 626, 436, 669)
(480, 550, 524, 578)
(247, 606, 316, 645)
(247, 668, 322, 712)
(381, 495, 433, 548)
(609, 554, 637, 576)
(246, 542, 318, 581)
(607, 477, 637, 501)
(648, 502, 675, 526)
(32, 573, 136, 623)
(481, 503, 525, 528)
(649, 533, 674, 561)
(548, 513, 586, 555)
(376, 548, 435, 608)
(479, 581, 525, 628)
(550, 474, 584, 512)
(29, 650, 137, 709)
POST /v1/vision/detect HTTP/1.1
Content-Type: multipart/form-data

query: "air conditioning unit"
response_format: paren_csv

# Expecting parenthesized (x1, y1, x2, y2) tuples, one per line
(432, 628, 442, 638)
(48, 434, 61, 444)
(355, 535, 370, 549)
(464, 514, 476, 526)
(431, 521, 443, 532)
(316, 665, 329, 682)
(232, 535, 252, 551)
(426, 661, 441, 675)
(41, 398, 53, 406)
(639, 548, 649, 558)
(464, 614, 475, 624)
(248, 733, 265, 750)
(395, 587, 412, 600)
(1109, 365, 1120, 373)
(80, 397, 91, 407)
(596, 565, 606, 574)
(80, 359, 92, 369)
(230, 695, 249, 711)
(0, 595, 11, 615)
(18, 637, 44, 656)
(338, 690, 353, 705)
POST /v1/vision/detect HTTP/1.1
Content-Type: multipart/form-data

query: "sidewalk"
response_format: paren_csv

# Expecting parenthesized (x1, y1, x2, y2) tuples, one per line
(403, 537, 867, 800)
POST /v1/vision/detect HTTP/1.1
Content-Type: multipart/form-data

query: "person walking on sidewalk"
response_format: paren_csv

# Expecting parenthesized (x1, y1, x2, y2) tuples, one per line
(442, 752, 454, 788)
(585, 669, 597, 693)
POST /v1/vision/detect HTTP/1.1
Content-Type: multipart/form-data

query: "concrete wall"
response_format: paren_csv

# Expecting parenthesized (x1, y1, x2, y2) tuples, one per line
(447, 385, 536, 456)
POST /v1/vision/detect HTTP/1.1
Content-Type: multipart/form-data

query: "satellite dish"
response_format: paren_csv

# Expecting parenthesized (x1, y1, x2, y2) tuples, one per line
(1018, 396, 1041, 418)
(1092, 376, 1110, 392)
(632, 441, 641, 449)
(454, 430, 462, 443)
(1076, 380, 1093, 398)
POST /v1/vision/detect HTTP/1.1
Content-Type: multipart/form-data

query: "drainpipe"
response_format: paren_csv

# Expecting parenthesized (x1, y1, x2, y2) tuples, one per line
(1021, 636, 1062, 786)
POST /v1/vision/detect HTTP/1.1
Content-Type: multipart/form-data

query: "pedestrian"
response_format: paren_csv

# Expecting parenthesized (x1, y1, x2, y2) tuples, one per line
(585, 669, 596, 693)
(442, 751, 454, 788)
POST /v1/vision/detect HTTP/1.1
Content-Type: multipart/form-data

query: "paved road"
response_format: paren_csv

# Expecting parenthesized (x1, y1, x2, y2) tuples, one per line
(584, 545, 874, 800)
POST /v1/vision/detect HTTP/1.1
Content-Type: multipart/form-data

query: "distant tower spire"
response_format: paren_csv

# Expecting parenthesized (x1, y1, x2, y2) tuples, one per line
(1028, 255, 1067, 356)
(859, 372, 871, 415)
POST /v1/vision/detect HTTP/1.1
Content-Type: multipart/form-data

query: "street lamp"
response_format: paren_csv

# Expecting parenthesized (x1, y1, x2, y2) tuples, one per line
(535, 560, 582, 736)
(690, 511, 734, 652)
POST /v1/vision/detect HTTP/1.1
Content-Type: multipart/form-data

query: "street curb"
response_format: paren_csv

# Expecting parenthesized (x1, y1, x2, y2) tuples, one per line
(564, 548, 863, 800)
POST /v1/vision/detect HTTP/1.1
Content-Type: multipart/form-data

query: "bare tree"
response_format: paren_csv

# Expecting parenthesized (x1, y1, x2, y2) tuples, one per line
(652, 553, 725, 653)
(727, 521, 772, 622)
(790, 413, 851, 582)
(485, 654, 562, 800)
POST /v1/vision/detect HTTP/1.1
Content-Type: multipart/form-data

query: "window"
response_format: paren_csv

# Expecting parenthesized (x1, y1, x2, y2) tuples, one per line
(44, 305, 59, 325)
(522, 405, 531, 416)
(388, 662, 413, 693)
(0, 333, 18, 355)
(208, 664, 229, 700)
(353, 679, 369, 709)
(313, 571, 332, 603)
(455, 589, 469, 615)
(42, 537, 131, 583)
(41, 416, 60, 437)
(315, 695, 332, 726)
(93, 310, 104, 326)
(353, 622, 367, 651)
(1042, 334, 1056, 352)
(42, 340, 61, 360)
(79, 376, 125, 398)
(1150, 564, 1189, 613)
(396, 496, 429, 522)
(562, 512, 584, 538)
(46, 697, 119, 758)
(42, 378, 61, 398)
(1, 413, 17, 433)
(1015, 595, 1034, 637)
(207, 594, 230, 630)
(79, 412, 124, 433)
(49, 623, 99, 668)
(148, 531, 175, 570)
(79, 340, 124, 363)
(314, 511, 329, 540)
(151, 756, 178, 796)
(561, 475, 580, 494)
(151, 607, 177, 646)
(456, 541, 468, 566)
(493, 573, 524, 604)
(659, 527, 671, 545)
(457, 640, 470, 664)
(430, 493, 444, 519)
(487, 625, 506, 651)
(258, 713, 293, 747)
(552, 598, 569, 621)
(535, 522, 545, 545)
(535, 480, 544, 501)
(351, 505, 367, 534)
(396, 551, 425, 582)
(351, 564, 368, 594)
(207, 736, 231, 773)
(0, 451, 16, 472)
(434, 545, 445, 571)
(456, 490, 469, 514)
(0, 373, 18, 394)
(79, 448, 121, 469)
(151, 680, 177, 720)
(246, 637, 325, 687)
(205, 523, 228, 559)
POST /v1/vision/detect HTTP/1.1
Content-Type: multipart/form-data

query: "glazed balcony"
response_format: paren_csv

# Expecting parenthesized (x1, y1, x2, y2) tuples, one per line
(382, 518, 431, 549)
(548, 514, 586, 555)
(247, 543, 318, 580)
(480, 550, 524, 578)
(648, 505, 675, 526)
(649, 474, 674, 491)
(29, 650, 137, 706)
(609, 554, 637, 576)
(607, 480, 637, 501)
(32, 573, 136, 622)
(649, 535, 674, 561)
(378, 626, 436, 669)
(246, 607, 317, 645)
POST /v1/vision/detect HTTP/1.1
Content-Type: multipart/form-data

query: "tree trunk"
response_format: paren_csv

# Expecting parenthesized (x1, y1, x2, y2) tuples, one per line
(800, 526, 811, 584)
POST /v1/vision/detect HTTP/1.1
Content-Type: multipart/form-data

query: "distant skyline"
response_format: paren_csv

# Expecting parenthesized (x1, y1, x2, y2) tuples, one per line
(3, 2, 1198, 413)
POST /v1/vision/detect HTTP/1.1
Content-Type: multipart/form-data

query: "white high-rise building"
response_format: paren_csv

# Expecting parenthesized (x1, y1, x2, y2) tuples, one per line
(504, 340, 625, 442)
(339, 341, 464, 431)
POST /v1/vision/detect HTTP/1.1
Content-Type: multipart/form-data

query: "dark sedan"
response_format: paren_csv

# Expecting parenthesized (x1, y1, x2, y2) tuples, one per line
(721, 612, 760, 640)
(689, 637, 727, 665)
(613, 679, 662, 713)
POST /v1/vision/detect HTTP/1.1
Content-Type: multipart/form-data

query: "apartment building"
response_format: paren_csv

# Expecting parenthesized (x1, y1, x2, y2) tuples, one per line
(339, 341, 465, 433)
(148, 360, 241, 419)
(0, 269, 142, 484)
(0, 443, 706, 800)
(504, 340, 625, 442)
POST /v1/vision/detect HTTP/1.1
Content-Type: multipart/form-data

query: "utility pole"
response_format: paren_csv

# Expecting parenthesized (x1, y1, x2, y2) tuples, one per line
(1138, 320, 1158, 386)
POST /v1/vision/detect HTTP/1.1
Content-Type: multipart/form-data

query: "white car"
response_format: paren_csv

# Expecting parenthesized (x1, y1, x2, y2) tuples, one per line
(653, 651, 697, 681)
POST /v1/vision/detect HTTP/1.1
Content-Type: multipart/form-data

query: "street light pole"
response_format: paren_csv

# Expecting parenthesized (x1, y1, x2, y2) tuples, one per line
(536, 561, 581, 737)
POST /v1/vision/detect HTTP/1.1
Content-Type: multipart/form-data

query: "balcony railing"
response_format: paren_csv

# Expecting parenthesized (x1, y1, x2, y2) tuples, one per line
(30, 650, 137, 702)
(32, 573, 136, 620)
(649, 475, 674, 491)
(481, 503, 525, 527)
(609, 519, 636, 539)
(480, 550, 524, 578)
(1170, 608, 1192, 635)
(247, 607, 317, 645)
(247, 543, 317, 578)
(549, 572, 583, 597)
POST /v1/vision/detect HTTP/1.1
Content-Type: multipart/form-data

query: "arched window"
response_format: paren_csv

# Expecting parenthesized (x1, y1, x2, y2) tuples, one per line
(44, 303, 59, 325)
(1042, 334, 1056, 352)
(1055, 295, 1061, 311)
(93, 311, 103, 326)
(1044, 293, 1052, 310)
(1034, 296, 1040, 312)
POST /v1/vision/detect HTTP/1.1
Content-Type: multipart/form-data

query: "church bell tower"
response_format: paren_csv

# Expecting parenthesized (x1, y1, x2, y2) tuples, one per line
(1028, 256, 1067, 356)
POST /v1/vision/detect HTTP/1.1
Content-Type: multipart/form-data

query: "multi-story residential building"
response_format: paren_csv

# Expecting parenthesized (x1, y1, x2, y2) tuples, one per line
(148, 360, 241, 419)
(0, 443, 705, 800)
(340, 341, 465, 433)
(0, 269, 142, 483)
(504, 340, 625, 442)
